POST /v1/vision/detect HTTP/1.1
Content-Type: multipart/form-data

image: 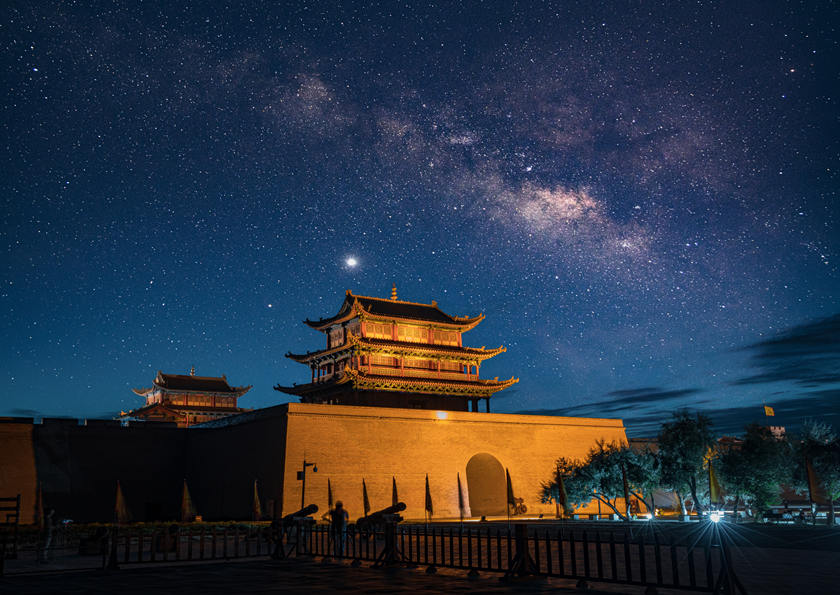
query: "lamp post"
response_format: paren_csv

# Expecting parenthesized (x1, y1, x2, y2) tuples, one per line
(298, 458, 317, 509)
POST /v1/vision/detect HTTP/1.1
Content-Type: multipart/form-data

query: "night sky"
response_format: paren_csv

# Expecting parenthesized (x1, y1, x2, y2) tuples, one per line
(3, 2, 839, 436)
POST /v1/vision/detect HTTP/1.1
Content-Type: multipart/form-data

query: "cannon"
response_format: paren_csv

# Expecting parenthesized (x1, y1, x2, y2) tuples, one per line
(354, 503, 409, 567)
(281, 504, 318, 525)
(271, 504, 319, 559)
(355, 502, 406, 530)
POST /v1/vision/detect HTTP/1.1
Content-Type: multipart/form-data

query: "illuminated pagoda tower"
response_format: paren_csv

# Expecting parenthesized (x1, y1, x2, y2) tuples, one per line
(275, 286, 518, 412)
(121, 368, 252, 428)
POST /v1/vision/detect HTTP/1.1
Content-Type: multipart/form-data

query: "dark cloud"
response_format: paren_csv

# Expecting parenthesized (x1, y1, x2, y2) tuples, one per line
(733, 314, 840, 388)
(520, 392, 840, 439)
(604, 388, 703, 406)
(517, 386, 703, 418)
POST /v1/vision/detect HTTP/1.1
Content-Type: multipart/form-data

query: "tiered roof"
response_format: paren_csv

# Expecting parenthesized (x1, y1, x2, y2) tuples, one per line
(276, 288, 518, 403)
(132, 371, 252, 397)
(280, 367, 518, 398)
(123, 369, 252, 427)
(286, 335, 506, 365)
(304, 290, 484, 331)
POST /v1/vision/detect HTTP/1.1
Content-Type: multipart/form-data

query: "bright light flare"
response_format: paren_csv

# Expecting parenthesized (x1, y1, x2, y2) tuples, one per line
(435, 411, 448, 420)
(709, 511, 723, 523)
(345, 256, 358, 268)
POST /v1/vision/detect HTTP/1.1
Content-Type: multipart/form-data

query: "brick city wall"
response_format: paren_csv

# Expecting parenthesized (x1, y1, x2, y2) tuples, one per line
(278, 403, 628, 520)
(0, 405, 628, 523)
(0, 417, 186, 523)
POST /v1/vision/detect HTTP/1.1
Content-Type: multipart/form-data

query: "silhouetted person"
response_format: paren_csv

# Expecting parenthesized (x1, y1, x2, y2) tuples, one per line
(330, 501, 349, 556)
(40, 509, 55, 563)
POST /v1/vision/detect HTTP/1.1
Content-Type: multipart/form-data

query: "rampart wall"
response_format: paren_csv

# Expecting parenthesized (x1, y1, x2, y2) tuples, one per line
(0, 405, 628, 523)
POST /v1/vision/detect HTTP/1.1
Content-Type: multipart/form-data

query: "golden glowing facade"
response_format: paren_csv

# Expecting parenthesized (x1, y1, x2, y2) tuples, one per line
(121, 369, 252, 427)
(275, 286, 518, 411)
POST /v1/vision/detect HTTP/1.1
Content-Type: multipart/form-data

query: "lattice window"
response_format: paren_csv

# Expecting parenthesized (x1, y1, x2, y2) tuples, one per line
(370, 354, 396, 367)
(189, 395, 211, 407)
(433, 330, 459, 346)
(366, 322, 393, 339)
(404, 357, 433, 369)
(397, 325, 429, 343)
(329, 327, 344, 346)
(441, 360, 462, 372)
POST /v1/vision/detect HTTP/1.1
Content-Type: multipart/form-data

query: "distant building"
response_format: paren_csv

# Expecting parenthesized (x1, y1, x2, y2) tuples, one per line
(120, 369, 252, 428)
(275, 285, 518, 412)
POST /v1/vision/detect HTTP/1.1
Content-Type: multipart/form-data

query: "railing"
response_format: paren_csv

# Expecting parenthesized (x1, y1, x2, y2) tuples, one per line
(109, 524, 273, 566)
(0, 494, 21, 574)
(304, 523, 745, 594)
(366, 365, 471, 382)
(2, 520, 747, 594)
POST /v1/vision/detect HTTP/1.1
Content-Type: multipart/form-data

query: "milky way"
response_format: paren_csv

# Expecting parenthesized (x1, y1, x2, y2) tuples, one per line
(2, 2, 838, 435)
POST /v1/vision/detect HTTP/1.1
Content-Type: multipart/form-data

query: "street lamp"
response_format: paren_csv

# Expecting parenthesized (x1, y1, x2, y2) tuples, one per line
(297, 458, 317, 509)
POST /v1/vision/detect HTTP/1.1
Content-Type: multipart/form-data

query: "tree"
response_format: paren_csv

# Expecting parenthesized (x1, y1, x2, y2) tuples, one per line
(657, 411, 715, 515)
(543, 442, 663, 521)
(540, 457, 578, 517)
(796, 420, 840, 526)
(622, 444, 661, 516)
(577, 441, 632, 520)
(716, 424, 790, 519)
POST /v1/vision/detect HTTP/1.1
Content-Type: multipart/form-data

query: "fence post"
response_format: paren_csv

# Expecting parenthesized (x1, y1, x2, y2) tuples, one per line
(467, 528, 479, 578)
(503, 523, 538, 580)
(712, 524, 747, 595)
(350, 526, 361, 567)
(106, 526, 120, 570)
(426, 526, 437, 574)
(270, 521, 281, 560)
(372, 519, 406, 568)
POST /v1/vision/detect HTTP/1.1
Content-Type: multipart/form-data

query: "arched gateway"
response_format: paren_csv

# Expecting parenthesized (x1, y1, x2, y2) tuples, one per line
(465, 453, 506, 516)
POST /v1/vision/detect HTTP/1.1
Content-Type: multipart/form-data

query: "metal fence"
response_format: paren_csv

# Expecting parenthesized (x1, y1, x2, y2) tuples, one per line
(2, 519, 747, 594)
(302, 522, 745, 594)
(0, 522, 274, 575)
(109, 524, 273, 566)
(0, 495, 22, 574)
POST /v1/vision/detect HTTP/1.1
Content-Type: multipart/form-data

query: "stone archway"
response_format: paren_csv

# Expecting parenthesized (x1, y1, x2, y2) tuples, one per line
(465, 453, 506, 516)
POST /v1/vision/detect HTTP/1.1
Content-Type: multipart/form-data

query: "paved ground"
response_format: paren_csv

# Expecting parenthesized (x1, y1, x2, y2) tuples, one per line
(3, 550, 839, 595)
(2, 558, 649, 594)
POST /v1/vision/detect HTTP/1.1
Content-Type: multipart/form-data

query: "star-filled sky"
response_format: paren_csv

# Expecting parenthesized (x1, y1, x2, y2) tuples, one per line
(3, 2, 838, 436)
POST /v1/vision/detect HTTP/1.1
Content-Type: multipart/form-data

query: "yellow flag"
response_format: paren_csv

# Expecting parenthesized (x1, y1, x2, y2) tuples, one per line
(705, 447, 722, 505)
(115, 480, 132, 524)
(764, 405, 775, 417)
(709, 461, 722, 504)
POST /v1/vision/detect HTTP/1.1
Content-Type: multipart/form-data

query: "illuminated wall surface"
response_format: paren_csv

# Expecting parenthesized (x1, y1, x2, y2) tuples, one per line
(0, 405, 626, 522)
(277, 404, 626, 519)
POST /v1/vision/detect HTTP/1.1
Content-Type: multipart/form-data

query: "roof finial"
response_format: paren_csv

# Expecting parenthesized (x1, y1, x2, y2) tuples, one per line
(190, 366, 195, 376)
(391, 283, 398, 301)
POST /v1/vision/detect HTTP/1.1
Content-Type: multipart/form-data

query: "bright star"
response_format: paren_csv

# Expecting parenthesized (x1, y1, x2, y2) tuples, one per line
(345, 256, 358, 268)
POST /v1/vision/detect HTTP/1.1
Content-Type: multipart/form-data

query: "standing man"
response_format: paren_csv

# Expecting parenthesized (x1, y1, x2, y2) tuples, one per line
(40, 509, 55, 563)
(330, 501, 349, 556)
